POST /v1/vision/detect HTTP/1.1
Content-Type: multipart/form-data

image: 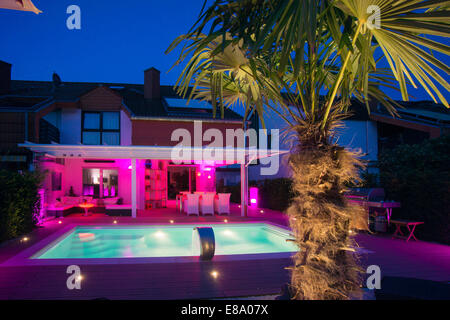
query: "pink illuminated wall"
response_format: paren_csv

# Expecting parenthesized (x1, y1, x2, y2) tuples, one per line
(196, 165, 216, 192)
(39, 159, 64, 208)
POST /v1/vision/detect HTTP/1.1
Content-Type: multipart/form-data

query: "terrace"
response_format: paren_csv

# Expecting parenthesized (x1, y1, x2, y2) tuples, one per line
(0, 206, 448, 300)
(20, 143, 288, 220)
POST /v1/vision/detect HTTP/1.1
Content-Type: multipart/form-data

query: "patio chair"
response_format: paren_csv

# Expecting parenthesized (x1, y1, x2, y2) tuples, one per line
(183, 193, 200, 216)
(214, 193, 231, 215)
(200, 193, 215, 216)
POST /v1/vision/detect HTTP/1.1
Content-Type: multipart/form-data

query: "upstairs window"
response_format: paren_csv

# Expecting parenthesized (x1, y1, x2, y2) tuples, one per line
(82, 111, 120, 145)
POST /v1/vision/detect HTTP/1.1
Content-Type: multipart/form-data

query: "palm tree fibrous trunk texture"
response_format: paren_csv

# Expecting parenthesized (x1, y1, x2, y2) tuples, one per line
(287, 135, 368, 300)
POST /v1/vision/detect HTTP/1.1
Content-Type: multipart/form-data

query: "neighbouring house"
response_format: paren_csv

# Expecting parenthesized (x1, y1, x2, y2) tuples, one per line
(0, 60, 286, 220)
(247, 97, 449, 181)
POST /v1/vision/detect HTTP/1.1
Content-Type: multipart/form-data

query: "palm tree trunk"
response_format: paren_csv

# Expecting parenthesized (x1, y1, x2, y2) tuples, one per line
(287, 134, 368, 300)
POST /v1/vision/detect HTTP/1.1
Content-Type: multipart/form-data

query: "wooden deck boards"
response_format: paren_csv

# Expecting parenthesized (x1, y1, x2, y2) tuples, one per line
(0, 205, 448, 300)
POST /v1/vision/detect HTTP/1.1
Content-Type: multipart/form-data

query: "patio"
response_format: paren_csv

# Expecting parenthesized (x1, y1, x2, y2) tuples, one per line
(21, 143, 289, 220)
(0, 206, 448, 300)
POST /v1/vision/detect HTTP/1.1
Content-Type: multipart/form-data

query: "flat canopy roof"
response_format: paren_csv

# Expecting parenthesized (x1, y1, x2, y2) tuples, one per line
(19, 143, 289, 165)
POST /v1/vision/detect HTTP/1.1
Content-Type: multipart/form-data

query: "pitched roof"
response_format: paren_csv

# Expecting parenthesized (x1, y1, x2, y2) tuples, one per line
(374, 100, 450, 126)
(2, 80, 243, 121)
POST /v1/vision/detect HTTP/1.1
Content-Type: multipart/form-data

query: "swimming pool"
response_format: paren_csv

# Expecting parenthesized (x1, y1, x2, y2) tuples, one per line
(31, 223, 296, 260)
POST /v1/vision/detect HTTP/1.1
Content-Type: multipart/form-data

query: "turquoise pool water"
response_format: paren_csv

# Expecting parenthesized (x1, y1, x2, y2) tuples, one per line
(34, 223, 296, 259)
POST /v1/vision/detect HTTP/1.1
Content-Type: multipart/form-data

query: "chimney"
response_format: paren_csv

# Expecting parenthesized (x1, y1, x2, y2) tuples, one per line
(144, 67, 160, 99)
(0, 61, 12, 95)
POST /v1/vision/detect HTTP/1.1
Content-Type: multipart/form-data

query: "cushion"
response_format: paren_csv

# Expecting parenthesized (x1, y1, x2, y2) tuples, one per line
(61, 196, 80, 205)
(103, 197, 119, 205)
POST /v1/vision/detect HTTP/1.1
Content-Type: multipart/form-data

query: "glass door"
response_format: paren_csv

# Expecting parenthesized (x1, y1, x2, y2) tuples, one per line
(167, 166, 196, 200)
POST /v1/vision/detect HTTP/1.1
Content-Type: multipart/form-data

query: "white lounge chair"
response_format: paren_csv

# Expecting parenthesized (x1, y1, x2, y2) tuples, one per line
(184, 194, 200, 216)
(200, 193, 215, 216)
(214, 193, 231, 215)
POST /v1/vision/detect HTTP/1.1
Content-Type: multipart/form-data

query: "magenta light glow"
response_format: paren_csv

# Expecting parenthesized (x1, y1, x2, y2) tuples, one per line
(83, 186, 94, 196)
(250, 187, 258, 208)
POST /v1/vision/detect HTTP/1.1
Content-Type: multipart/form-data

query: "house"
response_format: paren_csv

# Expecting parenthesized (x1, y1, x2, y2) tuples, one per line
(0, 60, 286, 219)
(1, 59, 447, 218)
(247, 98, 449, 181)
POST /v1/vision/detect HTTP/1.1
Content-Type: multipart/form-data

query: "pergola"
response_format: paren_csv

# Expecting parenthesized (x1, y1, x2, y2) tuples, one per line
(20, 143, 289, 218)
(0, 0, 42, 14)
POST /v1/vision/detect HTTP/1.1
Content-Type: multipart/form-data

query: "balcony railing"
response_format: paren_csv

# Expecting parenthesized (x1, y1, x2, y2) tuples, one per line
(39, 119, 60, 144)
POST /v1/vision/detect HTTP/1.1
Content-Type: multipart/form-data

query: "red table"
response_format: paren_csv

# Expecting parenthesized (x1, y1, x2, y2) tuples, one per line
(79, 203, 95, 217)
(391, 220, 424, 242)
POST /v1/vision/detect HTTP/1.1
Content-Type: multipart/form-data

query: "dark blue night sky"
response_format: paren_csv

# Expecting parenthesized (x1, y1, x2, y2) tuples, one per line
(0, 0, 205, 85)
(1, 0, 448, 102)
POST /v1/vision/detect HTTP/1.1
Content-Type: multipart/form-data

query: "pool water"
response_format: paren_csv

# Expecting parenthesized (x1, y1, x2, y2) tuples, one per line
(34, 223, 297, 259)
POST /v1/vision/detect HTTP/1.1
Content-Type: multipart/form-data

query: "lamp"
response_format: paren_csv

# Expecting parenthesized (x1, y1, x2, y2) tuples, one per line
(250, 187, 258, 208)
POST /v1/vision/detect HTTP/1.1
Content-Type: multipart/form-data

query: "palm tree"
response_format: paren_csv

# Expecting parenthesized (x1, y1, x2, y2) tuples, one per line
(167, 0, 450, 299)
(167, 33, 285, 127)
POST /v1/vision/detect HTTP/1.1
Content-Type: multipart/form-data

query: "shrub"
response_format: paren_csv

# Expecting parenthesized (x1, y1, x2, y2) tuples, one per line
(257, 178, 295, 212)
(217, 178, 295, 212)
(378, 135, 450, 244)
(0, 170, 43, 242)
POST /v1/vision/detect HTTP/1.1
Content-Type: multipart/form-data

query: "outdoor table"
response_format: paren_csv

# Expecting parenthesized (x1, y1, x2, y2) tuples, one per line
(391, 220, 424, 242)
(79, 203, 95, 217)
(347, 199, 401, 224)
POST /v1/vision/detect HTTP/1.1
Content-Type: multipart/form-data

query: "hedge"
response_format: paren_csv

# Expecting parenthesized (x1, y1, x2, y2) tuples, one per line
(378, 135, 450, 245)
(0, 170, 43, 242)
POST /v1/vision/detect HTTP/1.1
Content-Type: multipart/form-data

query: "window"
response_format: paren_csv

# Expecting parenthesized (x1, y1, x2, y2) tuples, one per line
(82, 111, 120, 145)
(82, 168, 118, 198)
(52, 172, 62, 191)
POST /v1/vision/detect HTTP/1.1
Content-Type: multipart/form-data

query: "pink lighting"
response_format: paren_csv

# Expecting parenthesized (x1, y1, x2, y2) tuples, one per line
(250, 187, 258, 208)
(208, 175, 212, 179)
(83, 186, 94, 196)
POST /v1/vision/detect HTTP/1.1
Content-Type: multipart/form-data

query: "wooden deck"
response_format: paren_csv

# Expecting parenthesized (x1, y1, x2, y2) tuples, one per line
(0, 204, 448, 300)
